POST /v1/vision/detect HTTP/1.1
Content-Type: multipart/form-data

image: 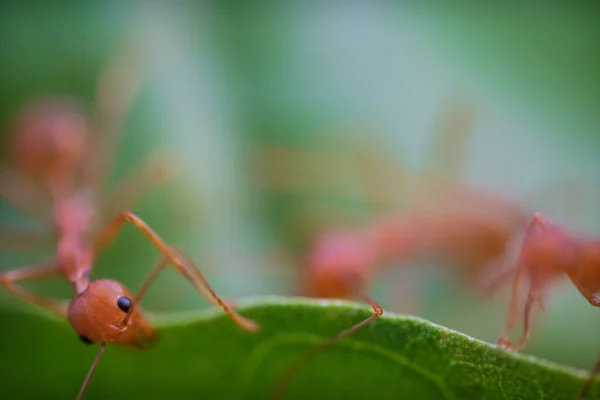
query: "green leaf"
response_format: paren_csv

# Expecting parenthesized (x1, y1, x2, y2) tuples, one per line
(0, 296, 596, 399)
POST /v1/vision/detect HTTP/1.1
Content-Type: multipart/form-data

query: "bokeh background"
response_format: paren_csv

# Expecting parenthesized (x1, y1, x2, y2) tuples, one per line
(1, 0, 599, 386)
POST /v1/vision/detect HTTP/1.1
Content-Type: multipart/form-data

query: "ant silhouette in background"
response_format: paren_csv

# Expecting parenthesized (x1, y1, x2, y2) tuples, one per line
(266, 98, 539, 399)
(264, 96, 591, 399)
(492, 212, 600, 399)
(0, 42, 259, 400)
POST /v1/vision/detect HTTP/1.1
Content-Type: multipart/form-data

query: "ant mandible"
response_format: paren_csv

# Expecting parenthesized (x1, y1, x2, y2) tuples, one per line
(0, 42, 259, 400)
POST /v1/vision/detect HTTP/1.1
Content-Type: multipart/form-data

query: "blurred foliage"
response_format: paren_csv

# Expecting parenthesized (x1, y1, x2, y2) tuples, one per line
(0, 298, 597, 400)
(0, 2, 599, 399)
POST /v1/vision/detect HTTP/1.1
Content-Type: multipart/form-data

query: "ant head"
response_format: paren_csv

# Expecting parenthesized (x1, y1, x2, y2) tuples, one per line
(304, 232, 374, 299)
(9, 96, 87, 182)
(67, 279, 156, 348)
(577, 241, 600, 301)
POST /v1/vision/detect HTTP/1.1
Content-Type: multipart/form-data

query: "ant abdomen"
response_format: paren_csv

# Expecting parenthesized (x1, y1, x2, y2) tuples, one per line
(8, 96, 87, 183)
(67, 279, 156, 347)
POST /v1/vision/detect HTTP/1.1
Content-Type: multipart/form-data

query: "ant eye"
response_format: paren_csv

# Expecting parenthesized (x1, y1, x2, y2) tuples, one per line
(78, 334, 94, 345)
(117, 296, 132, 312)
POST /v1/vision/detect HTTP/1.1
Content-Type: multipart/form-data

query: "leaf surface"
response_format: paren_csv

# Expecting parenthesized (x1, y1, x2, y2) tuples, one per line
(0, 296, 596, 400)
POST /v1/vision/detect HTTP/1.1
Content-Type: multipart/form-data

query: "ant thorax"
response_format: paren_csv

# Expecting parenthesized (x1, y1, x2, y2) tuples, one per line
(53, 190, 97, 293)
(53, 190, 98, 237)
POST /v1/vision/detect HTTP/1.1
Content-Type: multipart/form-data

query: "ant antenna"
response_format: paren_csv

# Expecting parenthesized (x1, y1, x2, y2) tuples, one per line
(119, 255, 169, 328)
(77, 343, 106, 400)
(270, 274, 383, 400)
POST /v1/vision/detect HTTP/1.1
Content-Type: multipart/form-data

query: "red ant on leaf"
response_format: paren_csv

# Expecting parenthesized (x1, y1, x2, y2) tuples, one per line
(267, 185, 533, 398)
(493, 212, 600, 399)
(265, 102, 544, 398)
(0, 44, 259, 399)
(262, 99, 590, 398)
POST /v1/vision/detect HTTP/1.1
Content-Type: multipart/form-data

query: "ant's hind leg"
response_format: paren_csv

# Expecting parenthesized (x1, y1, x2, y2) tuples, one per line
(0, 259, 68, 317)
(93, 212, 259, 332)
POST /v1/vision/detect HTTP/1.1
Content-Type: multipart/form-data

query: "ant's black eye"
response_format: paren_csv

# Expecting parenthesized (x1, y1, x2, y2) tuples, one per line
(117, 296, 132, 313)
(78, 334, 94, 345)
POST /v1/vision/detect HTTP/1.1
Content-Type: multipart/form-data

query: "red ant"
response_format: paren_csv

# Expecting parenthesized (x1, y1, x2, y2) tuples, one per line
(0, 45, 259, 399)
(492, 212, 600, 399)
(266, 181, 536, 398)
(269, 190, 588, 398)
(260, 128, 592, 398)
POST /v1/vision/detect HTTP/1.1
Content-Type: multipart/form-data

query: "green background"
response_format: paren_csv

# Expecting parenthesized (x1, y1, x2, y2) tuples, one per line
(1, 3, 599, 398)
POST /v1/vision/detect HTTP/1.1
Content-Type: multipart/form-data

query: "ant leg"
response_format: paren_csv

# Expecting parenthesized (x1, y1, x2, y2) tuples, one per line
(350, 137, 405, 213)
(496, 263, 526, 350)
(120, 250, 236, 329)
(271, 278, 383, 400)
(82, 39, 144, 192)
(0, 169, 51, 223)
(581, 353, 600, 400)
(475, 266, 516, 297)
(98, 149, 178, 227)
(422, 97, 476, 183)
(506, 285, 538, 351)
(497, 213, 549, 349)
(172, 247, 238, 310)
(0, 260, 68, 317)
(76, 342, 106, 400)
(93, 211, 259, 332)
(119, 255, 170, 327)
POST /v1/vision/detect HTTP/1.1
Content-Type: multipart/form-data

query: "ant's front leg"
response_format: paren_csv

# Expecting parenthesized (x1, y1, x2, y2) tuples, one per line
(0, 259, 68, 317)
(93, 211, 259, 332)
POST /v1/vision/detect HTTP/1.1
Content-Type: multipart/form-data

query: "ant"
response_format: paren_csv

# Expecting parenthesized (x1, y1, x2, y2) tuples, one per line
(267, 183, 534, 398)
(0, 44, 259, 399)
(492, 213, 600, 399)
(264, 102, 590, 398)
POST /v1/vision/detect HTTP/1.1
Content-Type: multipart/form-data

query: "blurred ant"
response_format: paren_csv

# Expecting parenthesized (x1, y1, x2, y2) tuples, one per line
(0, 43, 259, 399)
(265, 98, 591, 398)
(266, 103, 546, 398)
(267, 186, 533, 399)
(491, 213, 600, 399)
